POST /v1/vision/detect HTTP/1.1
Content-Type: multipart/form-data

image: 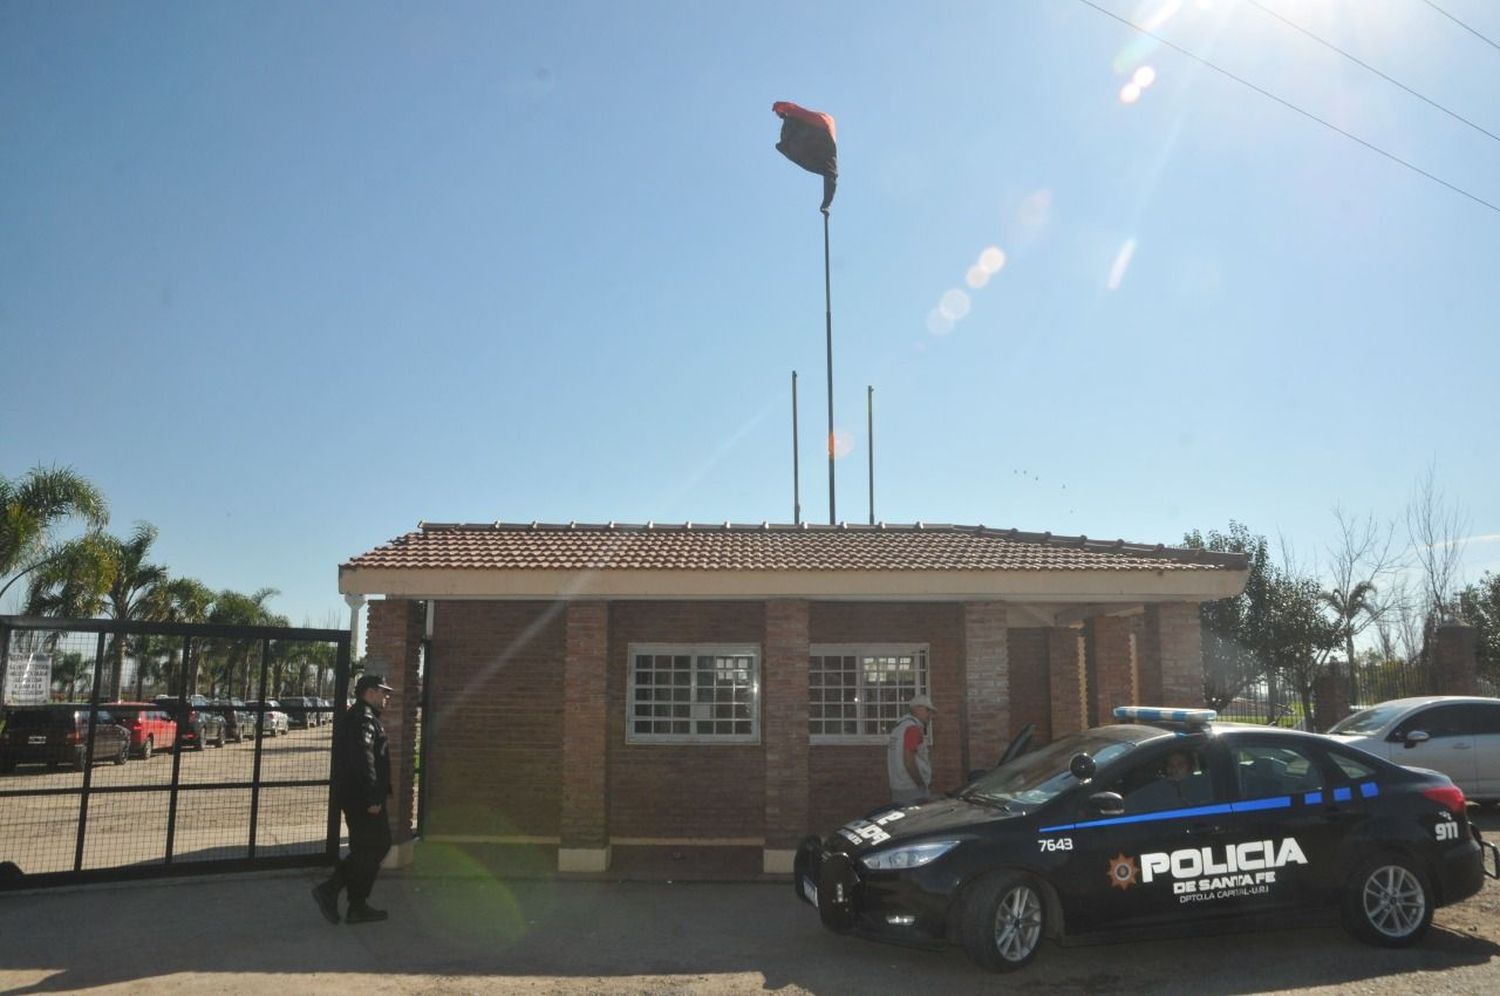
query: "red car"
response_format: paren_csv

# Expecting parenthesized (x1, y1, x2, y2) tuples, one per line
(109, 703, 178, 759)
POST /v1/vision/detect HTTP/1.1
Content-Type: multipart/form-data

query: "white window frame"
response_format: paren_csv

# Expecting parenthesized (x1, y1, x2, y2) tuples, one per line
(808, 643, 930, 745)
(625, 643, 761, 745)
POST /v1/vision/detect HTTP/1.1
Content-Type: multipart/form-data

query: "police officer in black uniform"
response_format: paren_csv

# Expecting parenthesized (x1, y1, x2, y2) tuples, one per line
(312, 673, 393, 924)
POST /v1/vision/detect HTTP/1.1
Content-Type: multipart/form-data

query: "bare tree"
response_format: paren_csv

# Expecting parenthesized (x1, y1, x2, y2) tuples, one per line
(1405, 462, 1470, 621)
(1322, 506, 1403, 680)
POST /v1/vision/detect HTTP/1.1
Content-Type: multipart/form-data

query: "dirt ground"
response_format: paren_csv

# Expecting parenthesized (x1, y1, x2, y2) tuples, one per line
(0, 810, 1497, 994)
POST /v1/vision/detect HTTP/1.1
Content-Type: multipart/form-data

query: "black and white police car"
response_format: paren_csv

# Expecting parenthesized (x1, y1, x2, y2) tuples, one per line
(794, 706, 1500, 971)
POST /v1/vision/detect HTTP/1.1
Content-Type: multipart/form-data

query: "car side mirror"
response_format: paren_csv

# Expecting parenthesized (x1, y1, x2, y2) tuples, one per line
(1089, 791, 1125, 816)
(1404, 730, 1430, 748)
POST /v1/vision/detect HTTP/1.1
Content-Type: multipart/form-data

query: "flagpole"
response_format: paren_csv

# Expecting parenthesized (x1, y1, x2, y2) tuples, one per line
(791, 370, 801, 526)
(823, 209, 835, 525)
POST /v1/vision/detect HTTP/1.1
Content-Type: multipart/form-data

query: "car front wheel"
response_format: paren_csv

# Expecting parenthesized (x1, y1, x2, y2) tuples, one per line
(1345, 853, 1433, 947)
(142, 737, 153, 761)
(114, 740, 128, 765)
(960, 872, 1047, 971)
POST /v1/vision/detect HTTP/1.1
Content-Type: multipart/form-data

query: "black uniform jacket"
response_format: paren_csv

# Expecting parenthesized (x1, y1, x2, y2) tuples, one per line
(335, 699, 391, 810)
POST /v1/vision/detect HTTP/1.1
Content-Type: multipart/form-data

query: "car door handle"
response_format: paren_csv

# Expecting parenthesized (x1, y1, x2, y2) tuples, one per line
(1452, 743, 1472, 750)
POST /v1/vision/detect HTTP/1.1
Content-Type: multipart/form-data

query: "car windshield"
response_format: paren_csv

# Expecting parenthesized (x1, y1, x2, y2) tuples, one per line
(962, 733, 1139, 809)
(5, 709, 70, 730)
(1328, 704, 1408, 736)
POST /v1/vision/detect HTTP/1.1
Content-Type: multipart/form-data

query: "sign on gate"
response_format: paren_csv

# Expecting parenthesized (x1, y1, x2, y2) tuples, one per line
(3, 652, 51, 705)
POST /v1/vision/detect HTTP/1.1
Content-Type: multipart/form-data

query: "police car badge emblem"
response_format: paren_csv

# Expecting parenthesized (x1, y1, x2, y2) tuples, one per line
(1108, 853, 1139, 890)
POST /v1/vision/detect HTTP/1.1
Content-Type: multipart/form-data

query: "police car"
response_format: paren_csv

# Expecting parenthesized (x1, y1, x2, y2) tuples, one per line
(794, 707, 1500, 971)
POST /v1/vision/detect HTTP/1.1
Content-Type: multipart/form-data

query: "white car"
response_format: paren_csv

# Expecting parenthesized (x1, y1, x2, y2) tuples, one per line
(1325, 696, 1500, 803)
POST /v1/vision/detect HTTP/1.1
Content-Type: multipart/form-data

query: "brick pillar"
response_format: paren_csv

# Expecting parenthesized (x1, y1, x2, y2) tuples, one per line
(1434, 623, 1479, 695)
(1313, 673, 1351, 733)
(764, 599, 810, 873)
(1091, 616, 1134, 722)
(364, 598, 423, 860)
(1048, 628, 1086, 737)
(1142, 603, 1204, 708)
(964, 603, 1010, 773)
(559, 601, 609, 871)
(1135, 613, 1161, 705)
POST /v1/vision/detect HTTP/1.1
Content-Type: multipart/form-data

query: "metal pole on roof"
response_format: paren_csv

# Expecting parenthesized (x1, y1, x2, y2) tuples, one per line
(823, 210, 836, 525)
(792, 371, 802, 526)
(867, 385, 874, 525)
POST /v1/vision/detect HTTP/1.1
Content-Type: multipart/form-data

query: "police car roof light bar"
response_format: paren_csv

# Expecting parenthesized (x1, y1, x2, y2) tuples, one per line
(1113, 706, 1218, 730)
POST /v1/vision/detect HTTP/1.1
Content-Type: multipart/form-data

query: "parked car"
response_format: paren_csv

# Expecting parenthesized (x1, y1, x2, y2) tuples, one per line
(246, 700, 290, 737)
(0, 705, 131, 772)
(317, 698, 335, 724)
(793, 706, 1498, 972)
(280, 696, 317, 729)
(1325, 696, 1500, 803)
(109, 703, 179, 759)
(152, 694, 227, 750)
(212, 698, 255, 743)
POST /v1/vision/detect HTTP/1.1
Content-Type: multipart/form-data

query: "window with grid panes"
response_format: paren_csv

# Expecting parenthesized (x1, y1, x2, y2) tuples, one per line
(626, 644, 759, 744)
(808, 645, 929, 742)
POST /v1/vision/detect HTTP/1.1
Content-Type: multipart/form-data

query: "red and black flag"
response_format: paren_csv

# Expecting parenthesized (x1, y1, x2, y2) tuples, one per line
(772, 101, 837, 213)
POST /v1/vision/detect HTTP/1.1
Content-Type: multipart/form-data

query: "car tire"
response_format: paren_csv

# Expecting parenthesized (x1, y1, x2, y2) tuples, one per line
(114, 740, 128, 765)
(214, 729, 225, 748)
(1344, 853, 1433, 947)
(960, 871, 1047, 971)
(142, 737, 154, 761)
(73, 747, 88, 772)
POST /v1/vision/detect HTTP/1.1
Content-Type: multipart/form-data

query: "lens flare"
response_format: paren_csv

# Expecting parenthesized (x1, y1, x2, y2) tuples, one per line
(979, 247, 1007, 273)
(1107, 238, 1138, 291)
(938, 288, 971, 321)
(965, 266, 989, 289)
(1018, 189, 1053, 228)
(1119, 82, 1142, 104)
(1132, 65, 1157, 88)
(925, 308, 954, 336)
(830, 428, 855, 458)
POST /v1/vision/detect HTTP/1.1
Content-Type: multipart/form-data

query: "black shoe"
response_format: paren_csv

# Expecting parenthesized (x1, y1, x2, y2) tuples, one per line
(311, 882, 341, 925)
(345, 904, 388, 924)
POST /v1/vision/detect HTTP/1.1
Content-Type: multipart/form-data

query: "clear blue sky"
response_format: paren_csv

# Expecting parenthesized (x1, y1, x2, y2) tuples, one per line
(4, 0, 1497, 627)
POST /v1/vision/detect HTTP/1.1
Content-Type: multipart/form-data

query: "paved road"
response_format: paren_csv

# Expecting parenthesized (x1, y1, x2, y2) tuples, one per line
(0, 725, 332, 874)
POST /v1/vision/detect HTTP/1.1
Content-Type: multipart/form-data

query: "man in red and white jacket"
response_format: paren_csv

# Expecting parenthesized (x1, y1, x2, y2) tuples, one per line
(887, 694, 937, 804)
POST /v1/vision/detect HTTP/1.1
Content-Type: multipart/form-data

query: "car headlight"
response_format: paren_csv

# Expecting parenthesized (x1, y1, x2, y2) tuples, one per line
(860, 840, 961, 871)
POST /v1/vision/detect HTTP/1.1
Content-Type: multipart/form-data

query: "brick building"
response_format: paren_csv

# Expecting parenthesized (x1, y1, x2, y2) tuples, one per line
(339, 522, 1248, 874)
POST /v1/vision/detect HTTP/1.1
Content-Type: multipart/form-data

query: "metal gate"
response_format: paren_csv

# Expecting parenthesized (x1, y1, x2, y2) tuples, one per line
(0, 615, 349, 890)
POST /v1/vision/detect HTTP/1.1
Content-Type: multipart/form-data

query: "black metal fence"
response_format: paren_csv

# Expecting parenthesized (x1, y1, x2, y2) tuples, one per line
(0, 615, 349, 890)
(1214, 657, 1442, 730)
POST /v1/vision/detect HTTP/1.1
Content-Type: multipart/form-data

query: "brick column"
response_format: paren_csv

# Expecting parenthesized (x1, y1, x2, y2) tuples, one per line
(1091, 616, 1134, 721)
(764, 599, 810, 873)
(964, 603, 1010, 773)
(1434, 623, 1479, 695)
(1047, 628, 1087, 737)
(1313, 673, 1351, 733)
(1142, 603, 1204, 708)
(364, 598, 423, 862)
(560, 601, 610, 871)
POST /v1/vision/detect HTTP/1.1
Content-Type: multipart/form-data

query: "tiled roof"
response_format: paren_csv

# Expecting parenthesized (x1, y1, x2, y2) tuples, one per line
(342, 522, 1247, 573)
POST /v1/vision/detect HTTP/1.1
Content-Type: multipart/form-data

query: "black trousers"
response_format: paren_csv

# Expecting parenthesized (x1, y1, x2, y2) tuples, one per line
(332, 802, 391, 905)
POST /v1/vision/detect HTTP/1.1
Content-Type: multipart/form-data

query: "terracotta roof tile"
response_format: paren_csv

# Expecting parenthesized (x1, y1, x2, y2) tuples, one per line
(342, 522, 1246, 573)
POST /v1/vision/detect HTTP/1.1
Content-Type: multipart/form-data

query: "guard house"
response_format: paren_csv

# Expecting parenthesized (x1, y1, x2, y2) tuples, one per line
(339, 521, 1248, 873)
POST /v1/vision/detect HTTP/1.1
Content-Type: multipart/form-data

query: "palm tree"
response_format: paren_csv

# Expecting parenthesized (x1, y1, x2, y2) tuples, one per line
(139, 577, 214, 695)
(207, 588, 280, 698)
(0, 466, 108, 607)
(1321, 581, 1379, 683)
(96, 524, 168, 700)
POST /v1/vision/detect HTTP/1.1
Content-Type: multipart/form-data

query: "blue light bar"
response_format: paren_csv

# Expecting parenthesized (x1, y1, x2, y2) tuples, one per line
(1112, 706, 1218, 725)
